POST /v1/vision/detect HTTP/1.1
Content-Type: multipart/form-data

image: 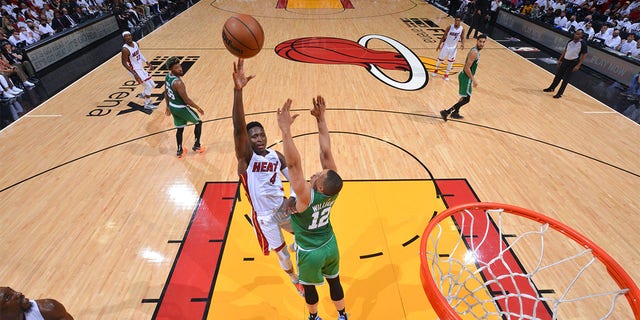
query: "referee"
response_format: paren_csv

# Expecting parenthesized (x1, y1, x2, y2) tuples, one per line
(543, 29, 588, 99)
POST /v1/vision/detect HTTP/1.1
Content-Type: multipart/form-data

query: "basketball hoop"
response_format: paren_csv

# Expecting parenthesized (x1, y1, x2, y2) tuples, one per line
(419, 202, 640, 319)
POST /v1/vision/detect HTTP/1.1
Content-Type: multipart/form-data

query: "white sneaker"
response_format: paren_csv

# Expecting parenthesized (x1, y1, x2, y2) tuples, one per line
(10, 87, 22, 94)
(444, 75, 450, 81)
(3, 91, 15, 98)
(23, 80, 35, 87)
(431, 72, 438, 77)
(144, 103, 157, 110)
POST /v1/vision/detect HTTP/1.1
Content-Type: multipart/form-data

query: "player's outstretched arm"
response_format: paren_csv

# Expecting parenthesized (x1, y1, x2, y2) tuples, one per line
(310, 95, 337, 172)
(232, 58, 255, 174)
(277, 99, 311, 210)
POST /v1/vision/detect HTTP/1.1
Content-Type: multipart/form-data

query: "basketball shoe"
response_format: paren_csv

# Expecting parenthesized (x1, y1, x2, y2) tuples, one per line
(431, 70, 438, 77)
(444, 74, 450, 81)
(450, 112, 464, 119)
(177, 146, 187, 158)
(192, 145, 206, 153)
(144, 102, 157, 110)
(337, 315, 348, 320)
(440, 109, 450, 122)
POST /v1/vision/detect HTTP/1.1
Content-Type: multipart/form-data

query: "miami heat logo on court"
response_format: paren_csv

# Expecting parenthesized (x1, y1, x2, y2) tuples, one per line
(276, 35, 429, 91)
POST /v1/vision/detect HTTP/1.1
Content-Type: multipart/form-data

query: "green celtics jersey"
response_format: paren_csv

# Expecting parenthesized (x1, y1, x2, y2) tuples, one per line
(291, 189, 339, 250)
(165, 74, 186, 106)
(469, 47, 480, 76)
(459, 47, 480, 82)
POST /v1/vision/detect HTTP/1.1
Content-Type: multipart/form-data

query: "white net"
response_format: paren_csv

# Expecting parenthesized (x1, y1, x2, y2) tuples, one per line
(423, 205, 639, 320)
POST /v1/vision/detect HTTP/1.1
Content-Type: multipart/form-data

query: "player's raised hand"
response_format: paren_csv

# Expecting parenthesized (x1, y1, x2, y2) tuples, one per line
(277, 99, 299, 131)
(311, 95, 326, 120)
(233, 58, 255, 90)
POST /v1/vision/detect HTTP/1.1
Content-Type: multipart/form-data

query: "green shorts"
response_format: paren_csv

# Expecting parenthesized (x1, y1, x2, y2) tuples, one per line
(169, 104, 200, 128)
(458, 73, 472, 97)
(296, 235, 340, 285)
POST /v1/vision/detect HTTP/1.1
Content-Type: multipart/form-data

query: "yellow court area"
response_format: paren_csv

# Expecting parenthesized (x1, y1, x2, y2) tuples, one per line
(209, 180, 447, 319)
(285, 0, 345, 9)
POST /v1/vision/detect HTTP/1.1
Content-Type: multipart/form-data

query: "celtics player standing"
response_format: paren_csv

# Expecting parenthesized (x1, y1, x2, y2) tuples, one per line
(164, 57, 205, 157)
(440, 34, 487, 121)
(277, 95, 348, 320)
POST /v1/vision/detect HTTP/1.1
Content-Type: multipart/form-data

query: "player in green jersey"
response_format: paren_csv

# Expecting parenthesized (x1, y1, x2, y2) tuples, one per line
(440, 34, 487, 121)
(164, 57, 205, 158)
(277, 95, 348, 320)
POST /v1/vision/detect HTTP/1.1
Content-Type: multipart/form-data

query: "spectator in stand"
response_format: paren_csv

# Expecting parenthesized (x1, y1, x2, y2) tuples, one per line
(42, 3, 54, 22)
(20, 3, 38, 22)
(7, 30, 26, 47)
(593, 24, 611, 41)
(146, 0, 164, 23)
(583, 22, 596, 38)
(628, 40, 640, 57)
(605, 28, 622, 48)
(619, 1, 632, 17)
(38, 18, 55, 37)
(555, 10, 569, 27)
(60, 8, 77, 28)
(531, 2, 542, 17)
(19, 26, 37, 45)
(2, 41, 36, 80)
(0, 0, 15, 17)
(76, 0, 91, 10)
(0, 46, 34, 88)
(50, 0, 62, 12)
(0, 72, 24, 98)
(553, 0, 567, 11)
(521, 0, 533, 15)
(70, 6, 87, 24)
(30, 0, 45, 10)
(51, 11, 68, 32)
(59, 0, 74, 12)
(1, 12, 16, 35)
(564, 14, 580, 30)
(617, 33, 637, 53)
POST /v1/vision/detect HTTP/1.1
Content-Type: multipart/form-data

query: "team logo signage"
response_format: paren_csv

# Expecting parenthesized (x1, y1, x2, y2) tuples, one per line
(275, 35, 428, 91)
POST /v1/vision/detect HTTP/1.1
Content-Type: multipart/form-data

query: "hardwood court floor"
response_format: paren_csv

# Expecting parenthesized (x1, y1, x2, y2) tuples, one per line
(0, 0, 639, 319)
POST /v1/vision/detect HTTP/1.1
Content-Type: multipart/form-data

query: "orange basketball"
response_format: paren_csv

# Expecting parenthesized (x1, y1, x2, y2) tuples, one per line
(222, 14, 264, 59)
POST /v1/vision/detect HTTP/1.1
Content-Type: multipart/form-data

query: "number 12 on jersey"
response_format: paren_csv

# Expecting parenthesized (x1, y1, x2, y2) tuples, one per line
(309, 207, 330, 230)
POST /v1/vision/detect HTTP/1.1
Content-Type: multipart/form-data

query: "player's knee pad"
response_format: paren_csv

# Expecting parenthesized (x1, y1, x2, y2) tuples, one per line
(303, 285, 319, 305)
(176, 127, 184, 138)
(327, 276, 345, 301)
(275, 246, 292, 271)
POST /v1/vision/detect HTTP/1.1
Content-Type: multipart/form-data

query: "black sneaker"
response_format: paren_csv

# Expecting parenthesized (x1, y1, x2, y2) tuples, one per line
(553, 94, 562, 99)
(439, 109, 449, 122)
(450, 113, 464, 119)
(177, 146, 186, 158)
(192, 145, 206, 153)
(543, 88, 554, 92)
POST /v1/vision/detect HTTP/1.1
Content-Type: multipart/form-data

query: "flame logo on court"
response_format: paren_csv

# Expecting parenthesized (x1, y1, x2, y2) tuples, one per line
(276, 35, 461, 91)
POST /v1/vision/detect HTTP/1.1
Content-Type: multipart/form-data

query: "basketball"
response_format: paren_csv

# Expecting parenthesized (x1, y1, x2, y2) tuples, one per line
(222, 14, 264, 59)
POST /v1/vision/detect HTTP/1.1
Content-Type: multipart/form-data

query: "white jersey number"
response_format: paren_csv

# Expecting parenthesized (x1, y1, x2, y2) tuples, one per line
(308, 207, 330, 230)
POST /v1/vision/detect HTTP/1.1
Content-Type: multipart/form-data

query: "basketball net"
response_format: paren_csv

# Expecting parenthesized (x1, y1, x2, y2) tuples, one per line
(420, 202, 640, 320)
